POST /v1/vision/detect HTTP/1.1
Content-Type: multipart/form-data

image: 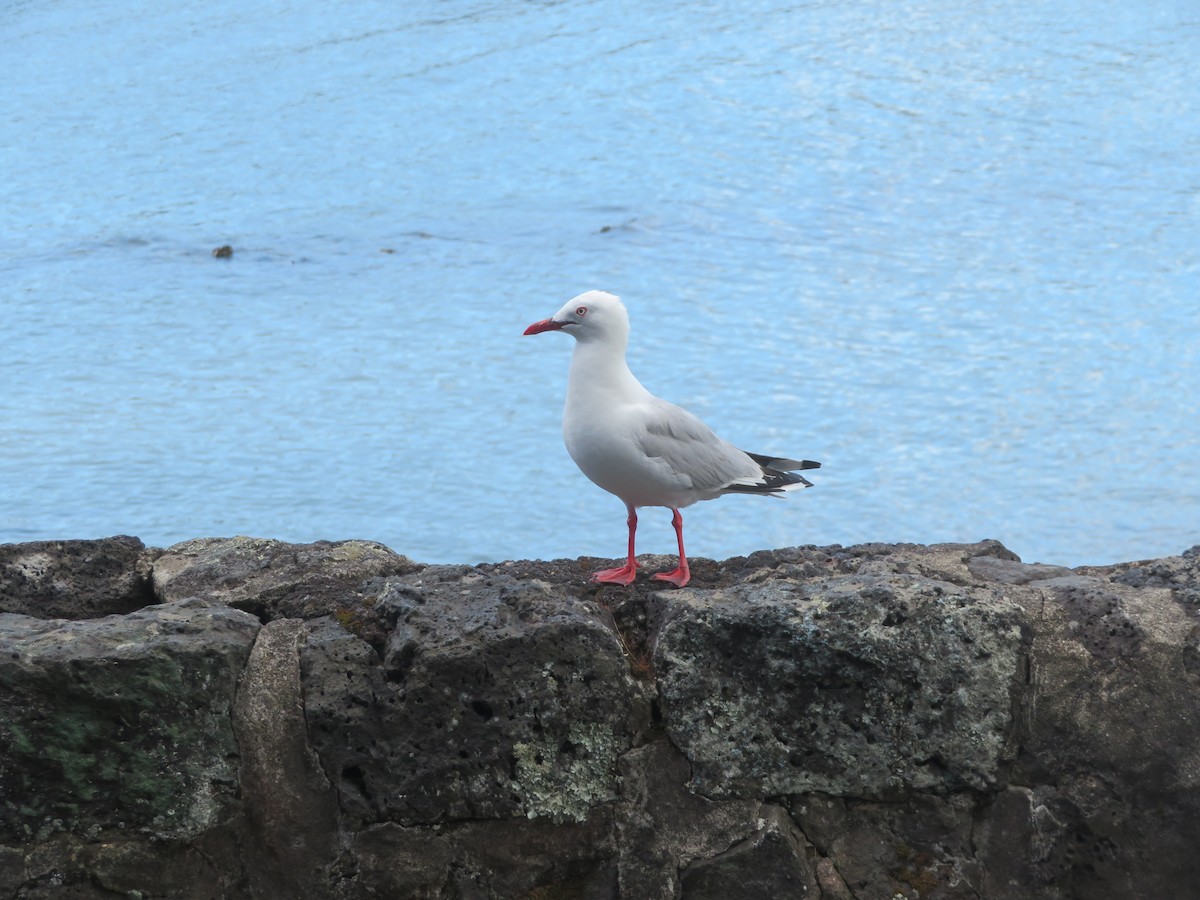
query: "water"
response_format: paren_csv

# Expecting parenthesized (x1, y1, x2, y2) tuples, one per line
(3, 1, 1198, 567)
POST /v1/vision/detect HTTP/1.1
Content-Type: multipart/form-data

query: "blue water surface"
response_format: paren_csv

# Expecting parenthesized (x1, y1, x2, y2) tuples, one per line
(3, 0, 1198, 566)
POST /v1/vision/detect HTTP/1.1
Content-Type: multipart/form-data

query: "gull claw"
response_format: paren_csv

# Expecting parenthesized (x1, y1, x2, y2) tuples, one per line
(651, 567, 690, 588)
(591, 563, 639, 586)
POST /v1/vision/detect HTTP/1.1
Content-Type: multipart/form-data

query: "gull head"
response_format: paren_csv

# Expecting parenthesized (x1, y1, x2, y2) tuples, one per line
(523, 290, 630, 344)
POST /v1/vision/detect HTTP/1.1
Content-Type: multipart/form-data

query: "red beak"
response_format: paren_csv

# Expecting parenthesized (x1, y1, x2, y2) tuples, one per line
(523, 318, 565, 335)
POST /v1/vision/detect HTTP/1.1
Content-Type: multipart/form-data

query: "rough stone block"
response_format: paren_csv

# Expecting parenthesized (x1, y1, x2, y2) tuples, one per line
(0, 536, 154, 619)
(679, 804, 817, 899)
(0, 599, 260, 842)
(152, 535, 419, 621)
(654, 574, 1027, 798)
(300, 569, 649, 826)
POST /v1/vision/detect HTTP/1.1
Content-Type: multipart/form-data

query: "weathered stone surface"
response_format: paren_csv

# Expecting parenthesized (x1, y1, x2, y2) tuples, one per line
(966, 554, 1076, 585)
(1, 535, 1198, 899)
(654, 574, 1027, 799)
(300, 567, 650, 827)
(973, 786, 1070, 900)
(9, 833, 249, 899)
(0, 535, 155, 619)
(793, 791, 980, 899)
(233, 618, 341, 898)
(1007, 564, 1200, 899)
(0, 599, 260, 842)
(679, 804, 818, 899)
(616, 740, 762, 897)
(152, 535, 420, 623)
(344, 814, 618, 899)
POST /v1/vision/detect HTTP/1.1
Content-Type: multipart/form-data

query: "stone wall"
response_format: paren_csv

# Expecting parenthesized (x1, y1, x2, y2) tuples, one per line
(1, 535, 1198, 898)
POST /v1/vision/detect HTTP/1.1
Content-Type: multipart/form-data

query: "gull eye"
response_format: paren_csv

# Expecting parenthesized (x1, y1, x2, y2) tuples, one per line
(575, 306, 588, 317)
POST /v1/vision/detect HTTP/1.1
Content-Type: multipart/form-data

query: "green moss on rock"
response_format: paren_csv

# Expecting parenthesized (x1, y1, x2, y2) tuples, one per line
(0, 600, 259, 841)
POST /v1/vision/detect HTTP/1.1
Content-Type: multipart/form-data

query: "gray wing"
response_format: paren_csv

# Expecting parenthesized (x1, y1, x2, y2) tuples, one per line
(634, 398, 763, 495)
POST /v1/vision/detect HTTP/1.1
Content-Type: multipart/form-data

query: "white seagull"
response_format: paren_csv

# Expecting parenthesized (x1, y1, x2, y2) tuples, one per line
(523, 290, 819, 588)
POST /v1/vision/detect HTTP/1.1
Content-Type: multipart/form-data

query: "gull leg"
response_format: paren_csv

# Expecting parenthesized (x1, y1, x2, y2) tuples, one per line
(652, 508, 691, 588)
(592, 504, 640, 585)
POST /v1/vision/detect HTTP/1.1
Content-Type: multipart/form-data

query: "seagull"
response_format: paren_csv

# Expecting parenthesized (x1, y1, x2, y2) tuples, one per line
(523, 290, 819, 588)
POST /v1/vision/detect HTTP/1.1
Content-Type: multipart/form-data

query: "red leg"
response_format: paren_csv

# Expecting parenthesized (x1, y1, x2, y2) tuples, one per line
(652, 508, 690, 587)
(592, 505, 639, 585)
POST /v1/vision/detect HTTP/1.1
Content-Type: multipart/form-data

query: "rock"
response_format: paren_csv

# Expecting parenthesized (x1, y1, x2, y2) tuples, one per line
(615, 740, 763, 897)
(0, 535, 154, 619)
(1009, 569, 1200, 899)
(679, 804, 818, 899)
(653, 574, 1027, 798)
(0, 598, 260, 842)
(11, 835, 248, 900)
(792, 791, 980, 899)
(1, 536, 1198, 898)
(967, 554, 1076, 585)
(815, 855, 855, 900)
(299, 569, 650, 827)
(151, 535, 420, 623)
(232, 618, 340, 897)
(973, 786, 1065, 900)
(347, 815, 618, 899)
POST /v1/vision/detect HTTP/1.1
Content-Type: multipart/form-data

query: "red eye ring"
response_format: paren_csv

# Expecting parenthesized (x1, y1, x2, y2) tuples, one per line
(575, 306, 588, 316)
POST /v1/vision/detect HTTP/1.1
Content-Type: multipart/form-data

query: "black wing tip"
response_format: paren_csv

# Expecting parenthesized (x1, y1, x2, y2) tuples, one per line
(722, 469, 814, 495)
(745, 451, 822, 472)
(780, 473, 815, 490)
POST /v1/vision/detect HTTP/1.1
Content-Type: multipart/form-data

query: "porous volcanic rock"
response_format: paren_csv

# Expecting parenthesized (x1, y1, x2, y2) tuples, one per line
(0, 598, 260, 843)
(300, 567, 651, 827)
(0, 535, 155, 619)
(652, 573, 1026, 799)
(151, 535, 420, 623)
(0, 535, 1198, 899)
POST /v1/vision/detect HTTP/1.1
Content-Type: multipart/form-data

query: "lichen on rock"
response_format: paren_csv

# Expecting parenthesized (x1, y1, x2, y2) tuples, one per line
(1, 535, 1199, 898)
(0, 599, 259, 843)
(512, 721, 623, 822)
(654, 573, 1027, 799)
(299, 569, 649, 827)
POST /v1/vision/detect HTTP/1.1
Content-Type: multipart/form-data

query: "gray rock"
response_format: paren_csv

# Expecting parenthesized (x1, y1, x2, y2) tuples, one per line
(679, 804, 817, 899)
(616, 740, 763, 897)
(974, 786, 1069, 900)
(345, 815, 618, 899)
(300, 570, 650, 827)
(792, 791, 980, 899)
(1, 536, 1198, 898)
(653, 574, 1027, 798)
(1024, 574, 1106, 590)
(152, 535, 420, 623)
(232, 618, 341, 897)
(11, 834, 248, 900)
(967, 554, 1076, 585)
(0, 535, 154, 619)
(0, 599, 260, 842)
(1010, 572, 1200, 898)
